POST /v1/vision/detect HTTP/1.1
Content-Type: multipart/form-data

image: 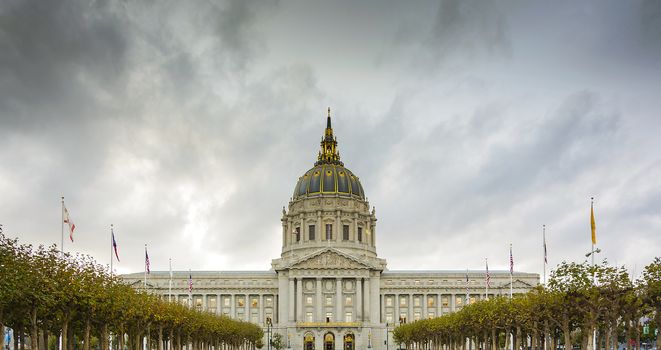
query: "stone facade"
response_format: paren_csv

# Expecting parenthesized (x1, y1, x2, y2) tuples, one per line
(122, 110, 539, 350)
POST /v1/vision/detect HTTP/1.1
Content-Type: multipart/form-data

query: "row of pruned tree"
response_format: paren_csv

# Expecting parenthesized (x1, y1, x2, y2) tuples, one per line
(393, 258, 661, 350)
(0, 234, 264, 350)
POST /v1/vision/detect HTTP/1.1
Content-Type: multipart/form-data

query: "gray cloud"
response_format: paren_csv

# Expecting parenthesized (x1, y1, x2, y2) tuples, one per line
(0, 0, 659, 277)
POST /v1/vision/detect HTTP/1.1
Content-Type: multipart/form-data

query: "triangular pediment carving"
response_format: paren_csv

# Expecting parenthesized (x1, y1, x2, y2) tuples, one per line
(289, 249, 370, 270)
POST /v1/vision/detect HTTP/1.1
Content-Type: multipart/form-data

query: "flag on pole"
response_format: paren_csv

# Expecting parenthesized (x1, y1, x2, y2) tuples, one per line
(509, 244, 514, 274)
(145, 247, 150, 274)
(543, 226, 548, 264)
(590, 199, 597, 245)
(485, 259, 491, 287)
(111, 229, 120, 262)
(63, 204, 76, 242)
(188, 271, 193, 293)
(465, 271, 470, 304)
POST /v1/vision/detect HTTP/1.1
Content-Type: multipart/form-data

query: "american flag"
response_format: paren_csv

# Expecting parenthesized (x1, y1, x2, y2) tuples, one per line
(145, 247, 150, 274)
(509, 244, 514, 274)
(485, 258, 491, 287)
(111, 229, 120, 262)
(465, 271, 470, 304)
(543, 225, 548, 264)
(188, 271, 193, 293)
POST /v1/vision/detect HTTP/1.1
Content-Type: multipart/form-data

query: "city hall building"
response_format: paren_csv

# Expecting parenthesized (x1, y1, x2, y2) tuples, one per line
(123, 110, 539, 350)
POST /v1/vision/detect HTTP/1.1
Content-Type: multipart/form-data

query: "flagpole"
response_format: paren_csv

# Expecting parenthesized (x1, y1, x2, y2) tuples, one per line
(144, 244, 147, 289)
(188, 269, 192, 309)
(110, 224, 114, 274)
(543, 224, 547, 285)
(169, 258, 173, 302)
(509, 243, 513, 299)
(61, 196, 64, 257)
(465, 268, 469, 306)
(485, 258, 489, 299)
(590, 197, 596, 350)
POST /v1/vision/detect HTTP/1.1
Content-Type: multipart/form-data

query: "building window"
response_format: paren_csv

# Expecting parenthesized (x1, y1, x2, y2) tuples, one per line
(345, 296, 352, 306)
(400, 296, 407, 307)
(414, 280, 420, 286)
(357, 227, 363, 242)
(413, 296, 420, 307)
(295, 227, 301, 242)
(306, 296, 313, 305)
(428, 280, 434, 285)
(325, 224, 332, 240)
(325, 312, 333, 322)
(413, 312, 421, 321)
(208, 297, 217, 308)
(326, 296, 333, 305)
(237, 297, 245, 307)
(442, 296, 449, 307)
(265, 296, 273, 307)
(343, 225, 349, 240)
(251, 298, 258, 308)
(386, 296, 393, 307)
(427, 296, 435, 307)
(456, 296, 463, 306)
(470, 296, 476, 304)
(386, 313, 393, 323)
(428, 312, 435, 319)
(224, 297, 230, 307)
(309, 225, 315, 240)
(306, 312, 313, 322)
(345, 312, 352, 322)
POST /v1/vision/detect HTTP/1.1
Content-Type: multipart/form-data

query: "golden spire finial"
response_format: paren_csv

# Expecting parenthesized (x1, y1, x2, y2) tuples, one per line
(315, 107, 343, 166)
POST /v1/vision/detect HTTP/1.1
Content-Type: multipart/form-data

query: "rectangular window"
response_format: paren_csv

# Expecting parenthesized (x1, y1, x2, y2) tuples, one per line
(265, 296, 273, 307)
(414, 312, 421, 321)
(251, 298, 258, 308)
(295, 227, 301, 242)
(224, 297, 231, 307)
(208, 297, 217, 308)
(325, 312, 333, 323)
(343, 225, 349, 240)
(357, 227, 363, 242)
(386, 297, 393, 307)
(345, 312, 352, 322)
(345, 296, 352, 306)
(428, 312, 435, 319)
(325, 224, 332, 240)
(326, 296, 333, 305)
(427, 296, 435, 307)
(386, 313, 393, 323)
(306, 312, 313, 322)
(470, 296, 476, 304)
(442, 296, 449, 307)
(413, 297, 420, 307)
(237, 297, 245, 307)
(400, 296, 407, 307)
(414, 280, 421, 286)
(399, 314, 407, 324)
(456, 296, 463, 306)
(309, 225, 315, 240)
(306, 296, 313, 305)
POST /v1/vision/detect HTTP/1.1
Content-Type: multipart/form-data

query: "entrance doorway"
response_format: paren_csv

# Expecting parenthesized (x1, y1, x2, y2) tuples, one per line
(304, 333, 315, 350)
(343, 334, 354, 350)
(324, 333, 335, 350)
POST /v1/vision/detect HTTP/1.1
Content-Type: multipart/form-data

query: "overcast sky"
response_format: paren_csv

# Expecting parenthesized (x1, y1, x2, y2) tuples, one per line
(1, 0, 660, 279)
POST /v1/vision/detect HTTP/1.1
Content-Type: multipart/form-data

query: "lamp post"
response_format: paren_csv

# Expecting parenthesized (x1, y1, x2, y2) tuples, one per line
(385, 323, 389, 350)
(367, 329, 372, 349)
(266, 317, 272, 350)
(287, 333, 291, 350)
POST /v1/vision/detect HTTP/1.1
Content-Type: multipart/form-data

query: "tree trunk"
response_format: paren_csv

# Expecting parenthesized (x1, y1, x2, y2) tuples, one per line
(1, 318, 5, 350)
(62, 321, 69, 350)
(158, 326, 163, 350)
(84, 319, 91, 350)
(101, 325, 109, 350)
(30, 309, 39, 350)
(656, 307, 661, 350)
(514, 327, 521, 350)
(561, 321, 571, 350)
(19, 330, 25, 350)
(67, 324, 74, 350)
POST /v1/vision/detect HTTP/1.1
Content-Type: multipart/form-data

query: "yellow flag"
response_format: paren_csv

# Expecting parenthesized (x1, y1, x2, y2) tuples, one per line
(590, 202, 596, 245)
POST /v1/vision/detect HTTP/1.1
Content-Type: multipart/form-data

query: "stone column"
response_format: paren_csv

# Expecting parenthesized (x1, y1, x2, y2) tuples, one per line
(422, 293, 428, 319)
(317, 211, 322, 242)
(335, 277, 342, 322)
(451, 293, 456, 312)
(380, 294, 385, 323)
(356, 278, 362, 321)
(230, 294, 236, 318)
(288, 278, 295, 322)
(371, 274, 380, 323)
(408, 293, 413, 322)
(394, 294, 400, 322)
(296, 279, 303, 322)
(259, 294, 264, 325)
(316, 278, 322, 322)
(363, 277, 370, 322)
(278, 275, 289, 323)
(217, 293, 222, 315)
(335, 210, 341, 242)
(244, 293, 250, 321)
(437, 294, 442, 317)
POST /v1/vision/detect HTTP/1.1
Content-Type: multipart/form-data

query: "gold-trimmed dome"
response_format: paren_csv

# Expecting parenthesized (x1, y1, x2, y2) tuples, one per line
(292, 108, 365, 200)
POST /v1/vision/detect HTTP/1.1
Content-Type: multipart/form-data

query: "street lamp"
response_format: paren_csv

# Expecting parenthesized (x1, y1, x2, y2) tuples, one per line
(266, 317, 272, 350)
(287, 333, 291, 349)
(385, 323, 389, 350)
(367, 329, 372, 349)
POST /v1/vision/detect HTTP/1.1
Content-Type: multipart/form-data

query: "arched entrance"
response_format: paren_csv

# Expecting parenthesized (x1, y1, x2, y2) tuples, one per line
(304, 332, 315, 350)
(343, 333, 354, 350)
(324, 332, 335, 350)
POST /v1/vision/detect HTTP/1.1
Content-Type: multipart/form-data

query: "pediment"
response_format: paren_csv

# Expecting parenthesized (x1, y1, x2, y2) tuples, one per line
(289, 249, 371, 270)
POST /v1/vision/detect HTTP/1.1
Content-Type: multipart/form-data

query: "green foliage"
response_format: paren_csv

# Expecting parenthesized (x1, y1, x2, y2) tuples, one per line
(0, 233, 263, 350)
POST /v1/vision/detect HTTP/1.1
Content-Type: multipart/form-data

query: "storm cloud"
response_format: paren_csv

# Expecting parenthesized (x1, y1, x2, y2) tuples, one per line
(0, 0, 659, 277)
